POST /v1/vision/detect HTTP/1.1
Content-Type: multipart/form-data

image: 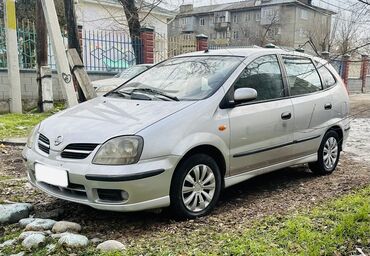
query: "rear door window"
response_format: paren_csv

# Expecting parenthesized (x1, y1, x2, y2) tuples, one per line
(283, 56, 322, 96)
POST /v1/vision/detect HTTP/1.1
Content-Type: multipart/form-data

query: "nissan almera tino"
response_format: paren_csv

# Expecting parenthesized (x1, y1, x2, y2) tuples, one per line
(23, 48, 350, 218)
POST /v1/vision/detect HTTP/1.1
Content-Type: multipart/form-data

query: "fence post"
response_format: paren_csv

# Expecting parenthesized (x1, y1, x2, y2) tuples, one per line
(341, 54, 350, 91)
(140, 27, 154, 64)
(40, 66, 54, 112)
(360, 53, 369, 93)
(196, 34, 208, 51)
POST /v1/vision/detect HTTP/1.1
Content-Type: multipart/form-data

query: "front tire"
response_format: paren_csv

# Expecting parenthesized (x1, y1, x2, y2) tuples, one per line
(170, 154, 222, 219)
(309, 130, 340, 175)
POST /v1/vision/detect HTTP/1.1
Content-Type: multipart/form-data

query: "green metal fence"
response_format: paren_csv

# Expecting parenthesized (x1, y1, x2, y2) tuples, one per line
(0, 20, 37, 69)
(0, 19, 143, 72)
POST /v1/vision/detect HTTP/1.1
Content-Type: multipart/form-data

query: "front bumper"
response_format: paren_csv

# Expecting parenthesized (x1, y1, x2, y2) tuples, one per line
(23, 147, 180, 212)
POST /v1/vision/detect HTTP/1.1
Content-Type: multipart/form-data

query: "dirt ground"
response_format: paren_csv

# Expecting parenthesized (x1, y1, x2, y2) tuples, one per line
(0, 94, 369, 244)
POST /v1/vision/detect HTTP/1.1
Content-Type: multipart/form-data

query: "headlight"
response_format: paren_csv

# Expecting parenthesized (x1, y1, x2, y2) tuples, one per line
(96, 85, 117, 93)
(26, 124, 40, 149)
(93, 136, 143, 165)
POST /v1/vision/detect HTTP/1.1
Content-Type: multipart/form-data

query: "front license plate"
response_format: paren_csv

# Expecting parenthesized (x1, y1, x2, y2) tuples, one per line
(35, 163, 69, 187)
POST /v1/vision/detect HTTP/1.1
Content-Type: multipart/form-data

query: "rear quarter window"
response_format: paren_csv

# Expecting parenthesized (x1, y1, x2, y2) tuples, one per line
(317, 65, 336, 89)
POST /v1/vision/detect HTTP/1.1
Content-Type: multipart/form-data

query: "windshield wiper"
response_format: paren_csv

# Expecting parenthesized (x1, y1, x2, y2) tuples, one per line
(107, 91, 131, 98)
(132, 88, 179, 101)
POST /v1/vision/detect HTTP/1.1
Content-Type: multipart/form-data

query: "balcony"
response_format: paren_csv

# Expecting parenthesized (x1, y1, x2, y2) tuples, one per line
(214, 22, 231, 31)
(181, 23, 195, 32)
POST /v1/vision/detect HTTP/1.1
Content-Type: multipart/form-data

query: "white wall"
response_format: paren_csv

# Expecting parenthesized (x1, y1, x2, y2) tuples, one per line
(76, 0, 170, 35)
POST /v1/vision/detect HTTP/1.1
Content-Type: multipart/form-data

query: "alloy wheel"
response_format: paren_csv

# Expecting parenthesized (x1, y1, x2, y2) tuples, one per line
(323, 137, 338, 170)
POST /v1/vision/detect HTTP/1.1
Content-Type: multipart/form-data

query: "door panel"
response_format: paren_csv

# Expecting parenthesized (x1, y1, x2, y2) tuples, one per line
(228, 99, 295, 175)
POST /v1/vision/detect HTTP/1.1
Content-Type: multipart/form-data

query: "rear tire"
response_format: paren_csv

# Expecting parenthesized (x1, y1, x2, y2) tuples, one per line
(170, 153, 222, 219)
(309, 130, 340, 175)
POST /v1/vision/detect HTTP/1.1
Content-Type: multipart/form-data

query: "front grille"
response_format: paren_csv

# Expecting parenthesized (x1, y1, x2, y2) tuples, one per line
(41, 182, 87, 199)
(61, 143, 98, 159)
(38, 134, 50, 154)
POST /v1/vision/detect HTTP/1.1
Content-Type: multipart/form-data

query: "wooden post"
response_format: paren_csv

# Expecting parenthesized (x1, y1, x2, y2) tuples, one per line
(36, 0, 49, 112)
(4, 0, 22, 113)
(41, 0, 78, 107)
(67, 49, 97, 100)
(64, 0, 86, 102)
(40, 66, 54, 112)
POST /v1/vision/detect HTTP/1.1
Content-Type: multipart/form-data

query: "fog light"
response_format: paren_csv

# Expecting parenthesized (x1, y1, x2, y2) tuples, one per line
(121, 191, 129, 201)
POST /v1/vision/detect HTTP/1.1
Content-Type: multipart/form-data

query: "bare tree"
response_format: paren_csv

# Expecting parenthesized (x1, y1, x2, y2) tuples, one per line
(116, 0, 163, 64)
(330, 1, 370, 55)
(259, 8, 280, 46)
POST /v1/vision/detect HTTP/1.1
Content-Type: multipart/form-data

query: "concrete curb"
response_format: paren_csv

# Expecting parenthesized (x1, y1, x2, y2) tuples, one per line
(0, 138, 27, 146)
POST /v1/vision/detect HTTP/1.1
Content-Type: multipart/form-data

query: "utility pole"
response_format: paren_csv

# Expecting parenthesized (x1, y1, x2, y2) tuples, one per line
(4, 0, 22, 113)
(36, 0, 49, 112)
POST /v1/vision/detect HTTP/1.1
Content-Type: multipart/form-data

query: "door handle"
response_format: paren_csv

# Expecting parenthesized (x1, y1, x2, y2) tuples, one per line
(281, 112, 292, 120)
(324, 103, 332, 110)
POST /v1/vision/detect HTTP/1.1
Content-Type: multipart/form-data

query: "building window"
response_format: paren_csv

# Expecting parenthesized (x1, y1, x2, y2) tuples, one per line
(256, 12, 261, 21)
(245, 12, 251, 21)
(244, 30, 250, 38)
(200, 17, 205, 26)
(300, 9, 308, 20)
(233, 31, 239, 39)
(233, 14, 238, 23)
(181, 17, 187, 25)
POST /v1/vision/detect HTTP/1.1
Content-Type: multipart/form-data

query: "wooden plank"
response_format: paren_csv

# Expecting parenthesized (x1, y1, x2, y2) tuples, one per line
(41, 0, 78, 107)
(67, 49, 97, 100)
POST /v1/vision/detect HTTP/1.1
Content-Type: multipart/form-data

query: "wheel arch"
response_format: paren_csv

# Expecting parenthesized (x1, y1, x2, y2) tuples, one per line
(172, 144, 227, 187)
(327, 125, 344, 151)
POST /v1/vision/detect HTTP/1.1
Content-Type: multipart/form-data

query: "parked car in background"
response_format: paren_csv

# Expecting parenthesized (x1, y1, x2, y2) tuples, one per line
(93, 64, 153, 96)
(23, 48, 350, 219)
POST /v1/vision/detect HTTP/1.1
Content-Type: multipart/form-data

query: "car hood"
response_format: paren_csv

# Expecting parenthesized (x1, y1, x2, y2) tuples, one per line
(92, 78, 126, 88)
(39, 97, 195, 149)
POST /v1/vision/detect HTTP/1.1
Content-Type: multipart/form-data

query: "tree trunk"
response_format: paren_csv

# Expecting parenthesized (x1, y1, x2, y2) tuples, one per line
(64, 0, 86, 102)
(118, 0, 142, 64)
(36, 0, 48, 112)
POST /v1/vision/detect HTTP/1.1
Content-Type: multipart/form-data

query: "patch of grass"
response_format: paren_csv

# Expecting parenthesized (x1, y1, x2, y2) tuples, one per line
(0, 175, 11, 181)
(122, 186, 370, 255)
(0, 112, 50, 140)
(0, 103, 66, 140)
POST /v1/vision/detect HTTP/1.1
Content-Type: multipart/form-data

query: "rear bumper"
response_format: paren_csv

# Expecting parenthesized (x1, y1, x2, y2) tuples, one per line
(23, 147, 180, 212)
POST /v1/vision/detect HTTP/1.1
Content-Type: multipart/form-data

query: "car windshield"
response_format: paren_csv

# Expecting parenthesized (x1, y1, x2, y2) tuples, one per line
(114, 66, 149, 79)
(114, 56, 243, 101)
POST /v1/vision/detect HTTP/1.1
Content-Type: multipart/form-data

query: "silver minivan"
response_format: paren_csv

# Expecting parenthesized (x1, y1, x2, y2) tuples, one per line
(23, 48, 350, 218)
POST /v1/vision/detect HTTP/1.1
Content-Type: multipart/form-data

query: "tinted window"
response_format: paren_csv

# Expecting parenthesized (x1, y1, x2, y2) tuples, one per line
(283, 56, 322, 96)
(234, 55, 285, 101)
(317, 65, 336, 89)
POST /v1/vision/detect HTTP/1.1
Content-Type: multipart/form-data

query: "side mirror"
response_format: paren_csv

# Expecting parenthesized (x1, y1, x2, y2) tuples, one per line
(234, 88, 257, 103)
